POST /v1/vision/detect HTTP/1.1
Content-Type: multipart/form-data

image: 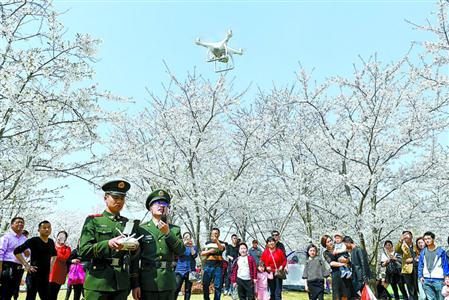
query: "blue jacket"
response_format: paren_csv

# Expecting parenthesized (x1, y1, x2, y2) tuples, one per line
(418, 246, 449, 281)
(175, 246, 198, 276)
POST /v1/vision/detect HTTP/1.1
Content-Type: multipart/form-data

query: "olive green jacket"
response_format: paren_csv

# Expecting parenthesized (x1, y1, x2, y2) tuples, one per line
(79, 210, 133, 292)
(130, 220, 185, 291)
(395, 241, 418, 274)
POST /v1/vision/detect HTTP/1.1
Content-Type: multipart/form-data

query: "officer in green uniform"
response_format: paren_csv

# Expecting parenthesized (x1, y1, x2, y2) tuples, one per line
(130, 189, 186, 300)
(79, 180, 138, 300)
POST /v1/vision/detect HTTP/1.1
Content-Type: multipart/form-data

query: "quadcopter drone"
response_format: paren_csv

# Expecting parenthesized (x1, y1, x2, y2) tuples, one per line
(195, 30, 243, 73)
(115, 228, 143, 251)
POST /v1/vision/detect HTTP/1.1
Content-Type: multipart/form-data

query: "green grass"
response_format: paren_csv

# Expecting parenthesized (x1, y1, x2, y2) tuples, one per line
(17, 290, 330, 300)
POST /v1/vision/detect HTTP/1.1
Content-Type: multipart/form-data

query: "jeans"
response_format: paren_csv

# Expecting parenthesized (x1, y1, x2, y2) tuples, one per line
(267, 276, 283, 300)
(25, 272, 50, 300)
(0, 262, 23, 300)
(65, 284, 84, 300)
(307, 279, 324, 300)
(49, 282, 62, 300)
(423, 280, 444, 300)
(404, 273, 418, 300)
(175, 272, 193, 300)
(203, 265, 223, 300)
(236, 278, 254, 300)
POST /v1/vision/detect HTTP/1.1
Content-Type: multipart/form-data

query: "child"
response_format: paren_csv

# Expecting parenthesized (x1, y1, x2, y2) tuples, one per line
(302, 244, 330, 300)
(230, 243, 257, 300)
(255, 262, 272, 300)
(333, 233, 352, 278)
(442, 275, 449, 300)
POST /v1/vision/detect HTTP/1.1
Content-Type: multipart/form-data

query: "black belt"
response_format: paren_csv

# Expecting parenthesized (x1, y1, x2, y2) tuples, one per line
(93, 258, 123, 267)
(141, 261, 176, 270)
(2, 261, 23, 270)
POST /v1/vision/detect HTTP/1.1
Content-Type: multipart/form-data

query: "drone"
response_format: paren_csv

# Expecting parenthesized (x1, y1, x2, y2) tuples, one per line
(195, 30, 243, 73)
(116, 228, 143, 251)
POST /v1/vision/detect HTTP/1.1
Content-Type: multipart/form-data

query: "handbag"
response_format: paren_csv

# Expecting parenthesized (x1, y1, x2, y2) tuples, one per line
(270, 250, 287, 280)
(188, 248, 201, 282)
(384, 251, 401, 275)
(361, 283, 377, 300)
(386, 261, 401, 275)
(188, 270, 202, 282)
(67, 263, 86, 285)
(274, 269, 287, 280)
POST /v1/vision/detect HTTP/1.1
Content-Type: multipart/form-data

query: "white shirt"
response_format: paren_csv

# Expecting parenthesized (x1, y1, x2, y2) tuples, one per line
(237, 256, 251, 280)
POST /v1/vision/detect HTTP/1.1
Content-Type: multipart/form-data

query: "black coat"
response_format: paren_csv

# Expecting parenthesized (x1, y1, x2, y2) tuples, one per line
(351, 246, 371, 292)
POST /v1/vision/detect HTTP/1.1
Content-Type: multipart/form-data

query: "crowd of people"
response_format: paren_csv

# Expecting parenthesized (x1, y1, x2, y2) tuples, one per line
(1, 180, 449, 300)
(378, 231, 449, 300)
(198, 228, 287, 300)
(0, 218, 86, 300)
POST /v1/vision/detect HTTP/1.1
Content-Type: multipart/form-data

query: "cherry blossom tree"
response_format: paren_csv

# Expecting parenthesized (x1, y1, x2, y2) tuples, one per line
(0, 0, 118, 229)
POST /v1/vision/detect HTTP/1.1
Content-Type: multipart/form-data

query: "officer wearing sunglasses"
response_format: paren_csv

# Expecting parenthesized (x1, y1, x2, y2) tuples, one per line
(130, 189, 185, 300)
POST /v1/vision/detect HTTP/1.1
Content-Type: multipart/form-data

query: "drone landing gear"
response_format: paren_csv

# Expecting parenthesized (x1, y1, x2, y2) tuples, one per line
(206, 50, 235, 73)
(214, 59, 234, 73)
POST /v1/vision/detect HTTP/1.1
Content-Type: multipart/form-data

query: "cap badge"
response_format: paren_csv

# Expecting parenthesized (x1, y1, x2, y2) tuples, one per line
(118, 182, 125, 189)
(158, 190, 164, 197)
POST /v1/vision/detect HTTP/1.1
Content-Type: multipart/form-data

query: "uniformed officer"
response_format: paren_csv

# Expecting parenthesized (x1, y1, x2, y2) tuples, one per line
(130, 189, 185, 300)
(79, 180, 138, 300)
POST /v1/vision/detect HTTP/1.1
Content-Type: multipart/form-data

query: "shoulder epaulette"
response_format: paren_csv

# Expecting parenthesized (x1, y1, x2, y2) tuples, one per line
(88, 213, 103, 218)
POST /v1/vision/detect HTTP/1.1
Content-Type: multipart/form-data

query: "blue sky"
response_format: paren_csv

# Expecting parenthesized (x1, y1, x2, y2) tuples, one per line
(53, 0, 436, 216)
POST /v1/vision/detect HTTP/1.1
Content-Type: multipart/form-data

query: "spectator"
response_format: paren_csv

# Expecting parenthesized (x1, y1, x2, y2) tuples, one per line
(418, 231, 449, 300)
(175, 232, 198, 300)
(225, 234, 240, 295)
(271, 231, 286, 255)
(14, 220, 57, 300)
(14, 229, 30, 300)
(343, 236, 371, 298)
(255, 261, 272, 300)
(65, 244, 85, 300)
(231, 243, 257, 300)
(0, 217, 27, 300)
(49, 230, 71, 300)
(321, 234, 354, 300)
(249, 240, 263, 266)
(260, 236, 287, 300)
(415, 237, 426, 300)
(201, 228, 226, 300)
(381, 240, 408, 300)
(396, 231, 419, 300)
(303, 244, 329, 300)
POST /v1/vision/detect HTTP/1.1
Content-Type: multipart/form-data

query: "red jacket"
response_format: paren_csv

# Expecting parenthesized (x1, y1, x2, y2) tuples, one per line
(49, 244, 71, 284)
(230, 255, 257, 283)
(260, 248, 287, 273)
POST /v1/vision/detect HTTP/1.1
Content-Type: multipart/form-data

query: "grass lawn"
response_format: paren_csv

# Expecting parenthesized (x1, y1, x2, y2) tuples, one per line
(17, 290, 332, 300)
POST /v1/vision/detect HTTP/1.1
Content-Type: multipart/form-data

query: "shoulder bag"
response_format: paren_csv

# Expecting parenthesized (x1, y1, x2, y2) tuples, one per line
(270, 250, 287, 280)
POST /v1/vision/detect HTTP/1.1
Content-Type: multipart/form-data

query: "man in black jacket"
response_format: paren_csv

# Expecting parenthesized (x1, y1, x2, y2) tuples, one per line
(343, 236, 371, 298)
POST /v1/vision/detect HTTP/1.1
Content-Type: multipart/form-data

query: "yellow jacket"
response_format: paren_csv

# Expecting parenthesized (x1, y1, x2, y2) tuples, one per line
(395, 241, 418, 274)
